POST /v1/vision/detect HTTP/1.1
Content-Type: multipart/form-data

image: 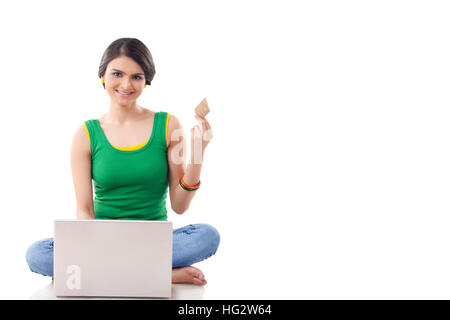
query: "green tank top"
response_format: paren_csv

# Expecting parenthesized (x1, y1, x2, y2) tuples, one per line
(83, 111, 169, 221)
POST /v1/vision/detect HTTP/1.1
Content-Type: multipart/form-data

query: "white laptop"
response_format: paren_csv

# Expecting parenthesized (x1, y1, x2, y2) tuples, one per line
(54, 219, 173, 298)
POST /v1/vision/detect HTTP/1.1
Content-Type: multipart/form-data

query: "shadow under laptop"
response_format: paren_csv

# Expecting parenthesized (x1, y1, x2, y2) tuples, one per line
(29, 281, 205, 300)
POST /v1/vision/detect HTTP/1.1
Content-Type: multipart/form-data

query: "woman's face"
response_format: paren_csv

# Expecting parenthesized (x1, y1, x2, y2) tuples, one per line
(101, 56, 146, 105)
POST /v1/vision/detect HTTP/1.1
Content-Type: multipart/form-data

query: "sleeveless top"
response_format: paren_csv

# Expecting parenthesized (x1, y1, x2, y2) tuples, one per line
(83, 111, 171, 221)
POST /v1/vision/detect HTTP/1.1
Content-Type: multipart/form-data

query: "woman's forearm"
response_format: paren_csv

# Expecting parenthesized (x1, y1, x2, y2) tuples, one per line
(171, 155, 203, 214)
(171, 111, 212, 214)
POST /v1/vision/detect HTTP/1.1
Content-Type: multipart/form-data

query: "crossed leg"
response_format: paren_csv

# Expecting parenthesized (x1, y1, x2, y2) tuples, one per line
(26, 223, 221, 286)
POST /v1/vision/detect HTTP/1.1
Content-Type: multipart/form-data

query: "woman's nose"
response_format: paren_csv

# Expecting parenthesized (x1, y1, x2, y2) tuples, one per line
(121, 78, 134, 89)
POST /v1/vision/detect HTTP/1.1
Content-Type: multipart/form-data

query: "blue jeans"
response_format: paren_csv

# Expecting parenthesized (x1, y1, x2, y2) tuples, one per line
(25, 223, 220, 277)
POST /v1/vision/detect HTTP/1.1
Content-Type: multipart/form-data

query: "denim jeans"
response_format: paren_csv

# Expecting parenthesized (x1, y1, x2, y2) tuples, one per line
(25, 223, 220, 277)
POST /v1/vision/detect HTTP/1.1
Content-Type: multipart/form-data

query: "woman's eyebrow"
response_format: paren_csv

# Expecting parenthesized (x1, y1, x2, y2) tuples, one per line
(111, 68, 144, 76)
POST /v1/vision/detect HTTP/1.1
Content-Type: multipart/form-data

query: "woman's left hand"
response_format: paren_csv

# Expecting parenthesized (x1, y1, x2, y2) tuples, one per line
(191, 114, 213, 162)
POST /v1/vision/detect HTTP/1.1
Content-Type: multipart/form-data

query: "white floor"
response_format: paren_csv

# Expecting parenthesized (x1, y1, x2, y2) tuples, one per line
(29, 282, 206, 300)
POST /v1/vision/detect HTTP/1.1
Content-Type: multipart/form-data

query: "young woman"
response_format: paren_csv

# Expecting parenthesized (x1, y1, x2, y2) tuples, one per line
(25, 38, 220, 286)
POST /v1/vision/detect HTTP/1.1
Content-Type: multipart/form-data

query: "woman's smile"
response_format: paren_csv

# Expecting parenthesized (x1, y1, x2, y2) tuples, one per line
(115, 89, 134, 97)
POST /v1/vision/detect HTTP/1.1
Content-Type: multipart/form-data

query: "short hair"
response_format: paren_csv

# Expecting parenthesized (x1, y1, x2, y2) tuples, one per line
(98, 38, 156, 88)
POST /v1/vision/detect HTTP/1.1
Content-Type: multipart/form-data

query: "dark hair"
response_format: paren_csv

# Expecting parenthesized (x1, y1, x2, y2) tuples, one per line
(98, 38, 156, 88)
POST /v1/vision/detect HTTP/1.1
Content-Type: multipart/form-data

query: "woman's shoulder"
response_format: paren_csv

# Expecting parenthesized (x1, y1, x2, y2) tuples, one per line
(72, 122, 92, 156)
(141, 107, 157, 118)
(165, 112, 184, 148)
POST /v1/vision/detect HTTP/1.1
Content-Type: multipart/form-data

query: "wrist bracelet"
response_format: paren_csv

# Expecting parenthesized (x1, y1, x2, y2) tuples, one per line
(180, 174, 200, 191)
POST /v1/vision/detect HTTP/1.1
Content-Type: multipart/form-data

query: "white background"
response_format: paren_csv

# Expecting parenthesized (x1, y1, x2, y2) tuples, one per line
(0, 0, 449, 299)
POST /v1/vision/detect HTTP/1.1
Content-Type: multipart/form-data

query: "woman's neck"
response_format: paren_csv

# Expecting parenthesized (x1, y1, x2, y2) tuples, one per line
(105, 100, 145, 126)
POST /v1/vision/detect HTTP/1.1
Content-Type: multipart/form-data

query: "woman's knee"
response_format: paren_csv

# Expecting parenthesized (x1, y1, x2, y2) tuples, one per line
(196, 223, 221, 256)
(26, 240, 41, 269)
(25, 238, 54, 277)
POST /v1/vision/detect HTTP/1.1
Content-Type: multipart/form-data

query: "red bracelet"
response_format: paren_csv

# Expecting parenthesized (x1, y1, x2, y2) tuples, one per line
(180, 174, 201, 189)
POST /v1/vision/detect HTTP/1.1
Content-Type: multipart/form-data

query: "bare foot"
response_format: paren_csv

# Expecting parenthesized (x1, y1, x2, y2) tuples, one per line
(172, 266, 207, 286)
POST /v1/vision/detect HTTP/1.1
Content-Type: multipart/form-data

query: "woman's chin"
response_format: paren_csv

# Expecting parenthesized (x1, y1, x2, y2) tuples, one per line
(111, 97, 136, 105)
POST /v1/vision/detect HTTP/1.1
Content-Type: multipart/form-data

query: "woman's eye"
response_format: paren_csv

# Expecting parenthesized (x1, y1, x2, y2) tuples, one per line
(112, 72, 141, 80)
